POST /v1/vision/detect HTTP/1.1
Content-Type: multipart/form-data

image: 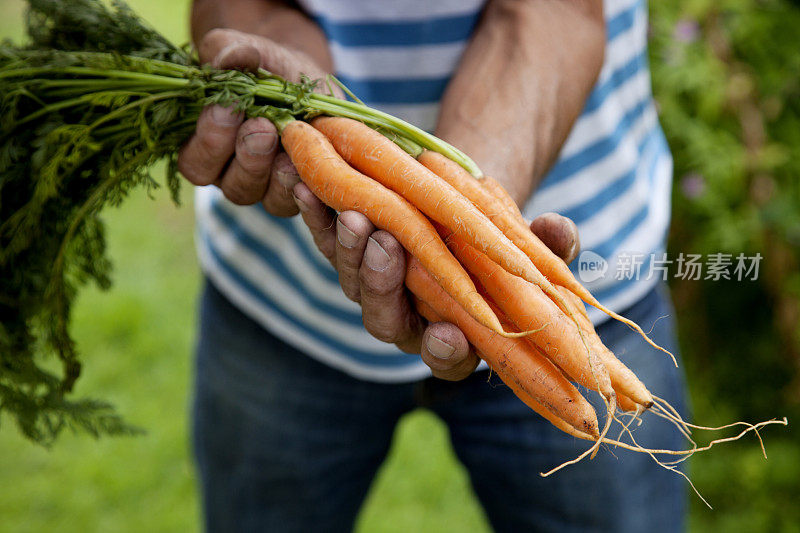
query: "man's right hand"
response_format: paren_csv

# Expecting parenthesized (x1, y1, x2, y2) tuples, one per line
(177, 28, 331, 215)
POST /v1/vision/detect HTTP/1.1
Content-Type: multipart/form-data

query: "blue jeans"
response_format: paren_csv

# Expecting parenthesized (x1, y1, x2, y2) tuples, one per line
(192, 280, 688, 532)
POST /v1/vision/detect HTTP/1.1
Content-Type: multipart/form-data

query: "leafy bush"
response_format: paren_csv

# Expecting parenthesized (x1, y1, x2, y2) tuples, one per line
(649, 0, 800, 529)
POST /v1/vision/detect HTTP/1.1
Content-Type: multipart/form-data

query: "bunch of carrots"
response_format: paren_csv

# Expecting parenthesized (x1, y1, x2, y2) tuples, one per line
(269, 111, 785, 495)
(280, 113, 625, 439)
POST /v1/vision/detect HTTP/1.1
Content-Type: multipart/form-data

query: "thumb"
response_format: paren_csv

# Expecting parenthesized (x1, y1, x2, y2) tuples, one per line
(419, 323, 479, 381)
(530, 212, 581, 264)
(199, 29, 331, 87)
(198, 28, 261, 71)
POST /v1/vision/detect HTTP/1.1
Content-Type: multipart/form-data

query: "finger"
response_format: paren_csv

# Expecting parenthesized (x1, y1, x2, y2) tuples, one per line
(530, 212, 581, 264)
(217, 118, 279, 205)
(335, 211, 375, 303)
(177, 105, 243, 186)
(199, 29, 261, 70)
(200, 28, 328, 86)
(359, 231, 425, 352)
(293, 182, 337, 267)
(178, 32, 262, 188)
(419, 322, 479, 381)
(213, 42, 261, 71)
(262, 152, 301, 217)
(249, 36, 329, 84)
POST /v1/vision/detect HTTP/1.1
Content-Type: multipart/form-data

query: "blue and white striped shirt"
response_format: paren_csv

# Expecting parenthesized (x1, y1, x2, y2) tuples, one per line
(194, 0, 672, 382)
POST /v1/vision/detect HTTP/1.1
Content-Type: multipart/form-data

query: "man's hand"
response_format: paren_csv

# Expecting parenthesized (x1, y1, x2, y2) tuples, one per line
(177, 28, 333, 215)
(293, 174, 581, 381)
(184, 0, 592, 381)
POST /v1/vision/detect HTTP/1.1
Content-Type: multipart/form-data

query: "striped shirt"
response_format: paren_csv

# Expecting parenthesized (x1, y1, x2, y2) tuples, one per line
(194, 0, 672, 382)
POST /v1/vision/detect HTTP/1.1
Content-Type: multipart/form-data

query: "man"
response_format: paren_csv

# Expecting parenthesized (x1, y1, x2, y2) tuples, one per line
(178, 0, 688, 531)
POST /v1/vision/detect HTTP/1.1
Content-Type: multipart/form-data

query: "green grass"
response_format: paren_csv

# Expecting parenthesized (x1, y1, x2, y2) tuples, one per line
(1, 1, 797, 531)
(0, 185, 202, 532)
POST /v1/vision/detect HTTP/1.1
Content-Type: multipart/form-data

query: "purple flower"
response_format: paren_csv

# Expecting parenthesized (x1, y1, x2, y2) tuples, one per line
(673, 19, 700, 43)
(680, 172, 706, 199)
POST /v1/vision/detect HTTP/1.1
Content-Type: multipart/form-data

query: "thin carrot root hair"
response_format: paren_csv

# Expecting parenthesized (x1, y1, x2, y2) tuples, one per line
(540, 392, 788, 507)
(497, 324, 551, 338)
(649, 394, 778, 459)
(613, 408, 644, 443)
(542, 396, 617, 475)
(648, 407, 696, 445)
(584, 295, 679, 367)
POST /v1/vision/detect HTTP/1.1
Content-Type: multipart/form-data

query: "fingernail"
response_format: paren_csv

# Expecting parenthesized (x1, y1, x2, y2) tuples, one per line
(210, 105, 241, 126)
(215, 43, 239, 67)
(274, 157, 299, 187)
(292, 192, 309, 212)
(276, 169, 299, 188)
(427, 335, 455, 360)
(364, 237, 390, 271)
(243, 132, 277, 155)
(337, 219, 359, 249)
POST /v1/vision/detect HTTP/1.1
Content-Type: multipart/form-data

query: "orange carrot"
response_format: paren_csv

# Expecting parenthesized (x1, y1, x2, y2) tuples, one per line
(556, 286, 654, 407)
(556, 283, 591, 321)
(312, 117, 548, 290)
(480, 174, 528, 226)
(476, 171, 675, 363)
(416, 293, 598, 438)
(617, 393, 642, 413)
(437, 227, 614, 400)
(406, 256, 599, 437)
(523, 337, 640, 413)
(413, 150, 600, 361)
(278, 119, 505, 335)
(416, 150, 512, 221)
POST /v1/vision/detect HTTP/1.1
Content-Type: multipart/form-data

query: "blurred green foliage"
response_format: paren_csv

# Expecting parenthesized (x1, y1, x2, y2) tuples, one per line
(650, 0, 800, 529)
(0, 0, 798, 531)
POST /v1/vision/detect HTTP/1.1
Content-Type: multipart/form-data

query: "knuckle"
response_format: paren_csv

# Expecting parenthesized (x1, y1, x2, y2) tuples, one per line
(364, 318, 403, 344)
(177, 148, 213, 186)
(337, 249, 363, 271)
(262, 194, 299, 218)
(176, 153, 198, 183)
(199, 29, 231, 63)
(197, 129, 235, 160)
(198, 28, 239, 63)
(358, 267, 400, 297)
(340, 281, 361, 303)
(236, 153, 272, 177)
(221, 183, 258, 205)
(315, 238, 336, 265)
